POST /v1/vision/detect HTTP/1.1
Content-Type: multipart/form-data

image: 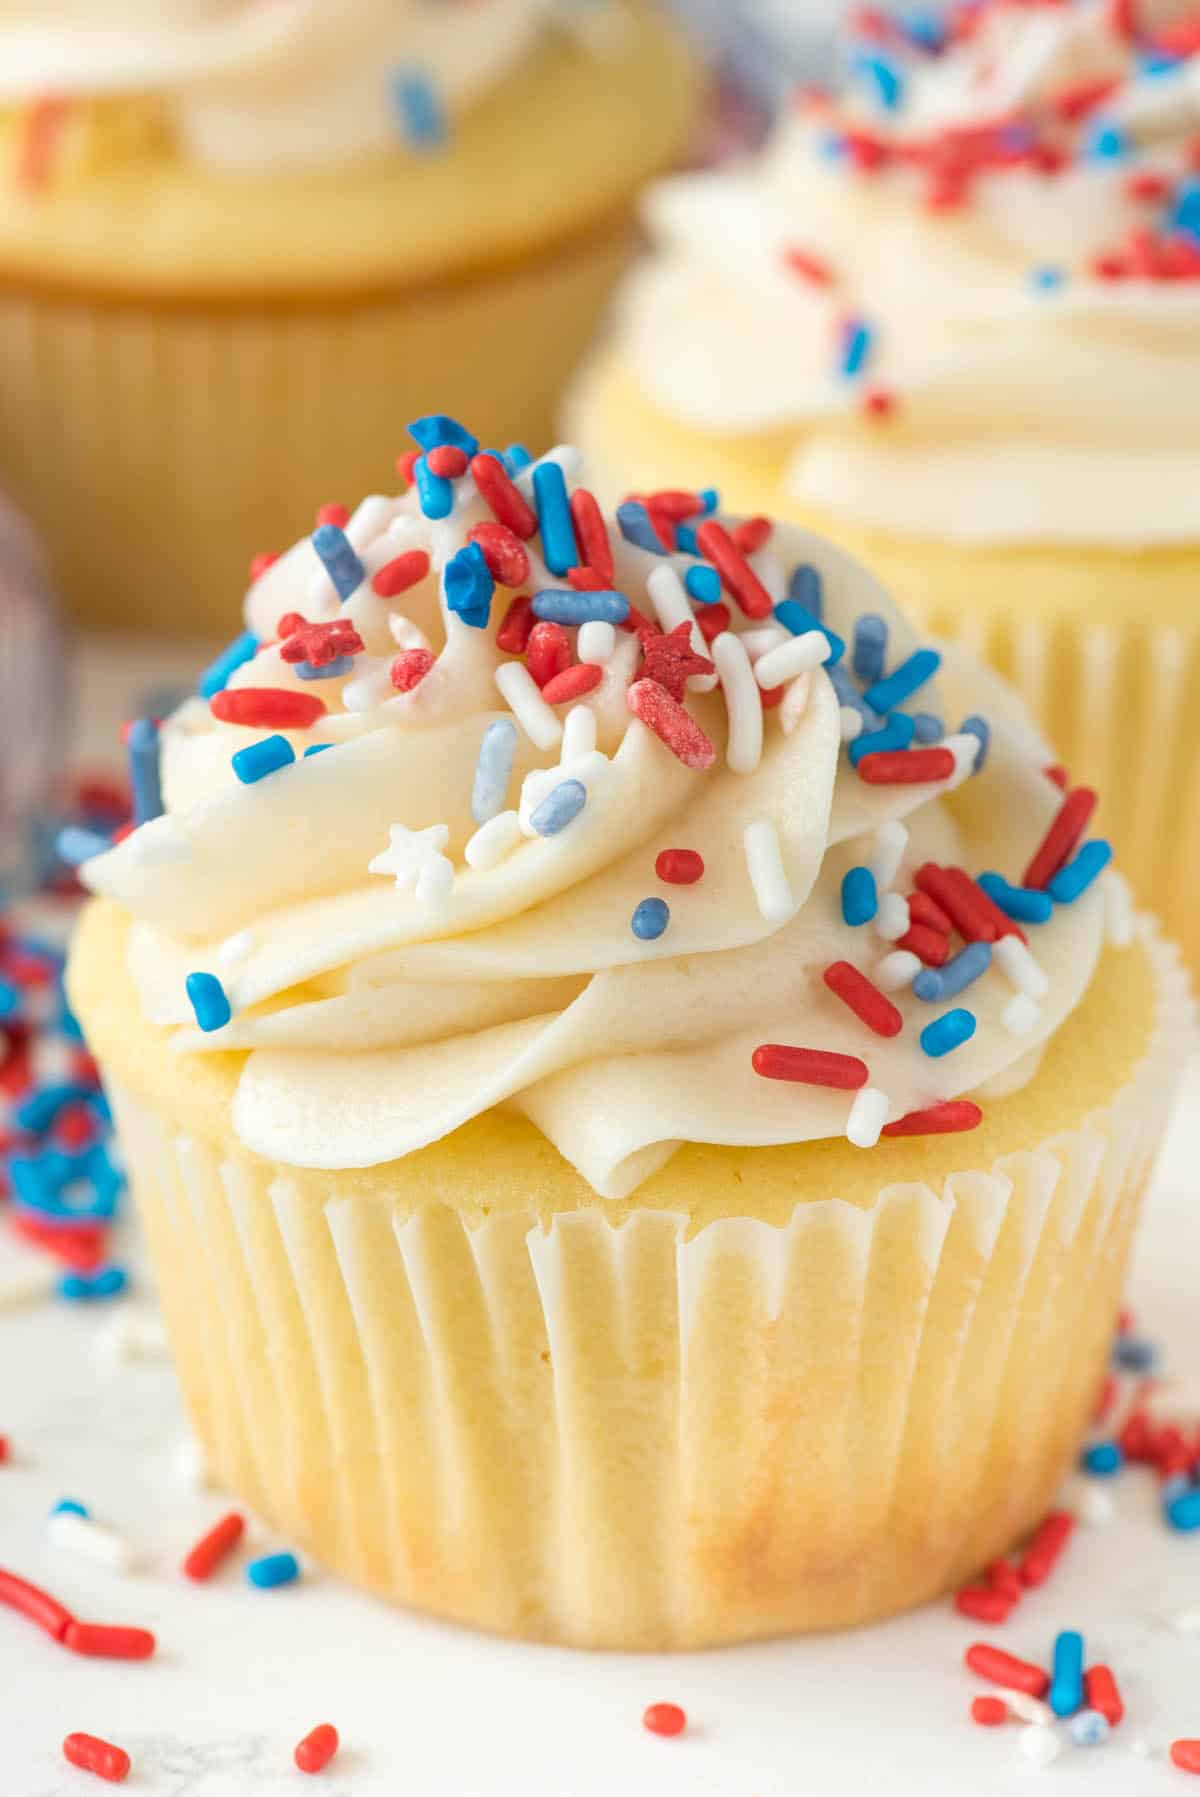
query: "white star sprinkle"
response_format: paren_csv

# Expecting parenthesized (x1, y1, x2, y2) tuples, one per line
(368, 823, 455, 908)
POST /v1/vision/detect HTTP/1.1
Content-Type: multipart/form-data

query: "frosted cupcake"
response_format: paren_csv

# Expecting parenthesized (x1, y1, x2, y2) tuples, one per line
(570, 0, 1200, 964)
(67, 423, 1189, 1649)
(0, 0, 698, 636)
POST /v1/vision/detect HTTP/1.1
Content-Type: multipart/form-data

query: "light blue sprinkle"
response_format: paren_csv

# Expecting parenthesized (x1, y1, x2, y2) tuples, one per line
(0, 976, 20, 1020)
(303, 744, 333, 758)
(1071, 1710, 1110, 1749)
(52, 1499, 89, 1518)
(1085, 119, 1129, 161)
(1172, 179, 1200, 243)
(854, 50, 905, 112)
(827, 662, 876, 723)
(16, 1083, 108, 1134)
(408, 414, 479, 457)
(56, 825, 110, 867)
(413, 454, 454, 522)
(293, 655, 354, 681)
(186, 972, 232, 1034)
(532, 589, 629, 627)
(1166, 1488, 1200, 1532)
(819, 130, 847, 161)
(232, 735, 295, 785)
(920, 1009, 976, 1059)
(847, 714, 916, 767)
(247, 1552, 300, 1590)
(391, 68, 447, 150)
(863, 648, 941, 715)
(788, 563, 824, 620)
(1031, 265, 1067, 293)
(685, 565, 722, 605)
(312, 523, 366, 600)
(910, 713, 944, 744)
(852, 614, 888, 684)
(616, 501, 665, 554)
(10, 1144, 122, 1224)
(1163, 1473, 1191, 1507)
(1080, 1441, 1123, 1477)
(977, 873, 1053, 925)
(960, 714, 991, 772)
(529, 779, 587, 837)
(471, 720, 517, 825)
(127, 718, 164, 826)
(444, 543, 494, 626)
(59, 1266, 127, 1302)
(841, 866, 878, 927)
(533, 462, 579, 576)
(631, 897, 670, 941)
(774, 599, 844, 665)
(1140, 50, 1182, 76)
(840, 317, 874, 379)
(1048, 840, 1112, 904)
(1049, 1630, 1085, 1719)
(199, 631, 258, 700)
(913, 941, 991, 1003)
(902, 10, 945, 52)
(1113, 1335, 1157, 1373)
(503, 443, 533, 475)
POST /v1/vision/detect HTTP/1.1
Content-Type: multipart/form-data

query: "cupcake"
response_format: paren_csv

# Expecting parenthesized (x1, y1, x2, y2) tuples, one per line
(66, 422, 1190, 1649)
(570, 0, 1200, 966)
(0, 0, 699, 638)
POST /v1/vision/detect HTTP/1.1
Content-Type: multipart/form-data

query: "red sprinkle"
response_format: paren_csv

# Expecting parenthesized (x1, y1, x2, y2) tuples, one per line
(695, 520, 774, 619)
(249, 552, 278, 583)
(751, 1044, 870, 1090)
(642, 489, 706, 522)
(526, 622, 572, 689)
(694, 603, 731, 646)
(1093, 1373, 1118, 1425)
(0, 1437, 7, 1465)
(882, 1101, 983, 1138)
(426, 445, 468, 480)
(16, 96, 70, 191)
(915, 865, 1025, 945)
(496, 595, 535, 655)
(964, 1644, 1050, 1699)
(0, 1565, 73, 1640)
(1083, 1665, 1123, 1729)
(897, 924, 951, 967)
(643, 1704, 687, 1739)
(823, 961, 903, 1038)
(568, 488, 615, 584)
(315, 503, 349, 529)
(395, 449, 421, 487)
(390, 649, 436, 693)
(760, 684, 785, 710)
(640, 623, 715, 701)
(783, 245, 835, 286)
(857, 748, 956, 785)
(733, 515, 773, 556)
(863, 387, 897, 420)
(1018, 1511, 1075, 1589)
(10, 1213, 103, 1272)
(1023, 787, 1098, 890)
(970, 1696, 1010, 1727)
(372, 550, 430, 598)
(656, 849, 705, 885)
(470, 453, 538, 540)
(907, 890, 953, 936)
(626, 679, 716, 770)
(279, 618, 364, 668)
(1171, 1741, 1200, 1775)
(295, 1724, 340, 1775)
(63, 1734, 130, 1784)
(955, 1588, 1014, 1625)
(567, 566, 612, 592)
(467, 523, 530, 589)
(986, 1560, 1023, 1605)
(182, 1512, 245, 1582)
(63, 1622, 156, 1660)
(210, 689, 326, 730)
(541, 663, 603, 705)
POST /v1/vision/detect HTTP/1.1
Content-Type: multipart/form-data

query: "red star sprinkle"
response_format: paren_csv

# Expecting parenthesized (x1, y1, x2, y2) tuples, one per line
(278, 616, 365, 669)
(639, 623, 715, 701)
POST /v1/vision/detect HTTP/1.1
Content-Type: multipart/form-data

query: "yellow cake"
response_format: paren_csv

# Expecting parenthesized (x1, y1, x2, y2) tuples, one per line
(67, 429, 1190, 1648)
(0, 1, 700, 636)
(568, 0, 1200, 965)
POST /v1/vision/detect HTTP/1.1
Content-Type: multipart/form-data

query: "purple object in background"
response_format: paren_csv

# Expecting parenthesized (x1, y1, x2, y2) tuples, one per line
(0, 489, 68, 884)
(667, 0, 847, 132)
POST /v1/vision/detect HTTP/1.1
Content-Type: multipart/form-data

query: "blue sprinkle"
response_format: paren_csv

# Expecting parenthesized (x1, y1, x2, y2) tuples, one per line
(533, 462, 579, 577)
(1048, 840, 1112, 904)
(685, 565, 722, 606)
(774, 600, 844, 665)
(1049, 1630, 1085, 1719)
(1080, 1441, 1123, 1477)
(199, 631, 258, 700)
(59, 1266, 127, 1302)
(841, 866, 878, 927)
(56, 825, 111, 867)
(847, 714, 916, 767)
(616, 501, 665, 555)
(471, 720, 517, 825)
(1142, 49, 1183, 76)
(186, 971, 232, 1034)
(1166, 1488, 1200, 1532)
(127, 718, 164, 826)
(854, 50, 905, 111)
(852, 614, 888, 685)
(788, 564, 824, 620)
(862, 648, 941, 715)
(674, 522, 699, 556)
(503, 443, 533, 475)
(840, 317, 874, 379)
(10, 1144, 123, 1224)
(232, 734, 295, 785)
(391, 68, 447, 150)
(247, 1552, 300, 1589)
(444, 543, 494, 626)
(920, 1009, 976, 1059)
(910, 713, 944, 744)
(913, 941, 991, 1003)
(901, 10, 946, 52)
(16, 1083, 108, 1134)
(532, 589, 629, 627)
(960, 714, 991, 772)
(1085, 120, 1129, 161)
(407, 414, 479, 457)
(293, 655, 354, 681)
(1113, 1334, 1157, 1373)
(827, 662, 876, 723)
(631, 897, 670, 941)
(529, 779, 587, 838)
(697, 488, 719, 515)
(52, 1499, 89, 1518)
(819, 130, 847, 161)
(0, 976, 20, 1020)
(312, 524, 366, 601)
(1172, 179, 1200, 243)
(1030, 266, 1067, 293)
(303, 744, 334, 758)
(413, 454, 454, 522)
(1071, 1711, 1110, 1749)
(977, 873, 1053, 925)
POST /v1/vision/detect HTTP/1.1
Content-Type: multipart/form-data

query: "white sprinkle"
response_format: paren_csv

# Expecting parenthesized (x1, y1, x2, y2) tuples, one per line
(1173, 1606, 1200, 1635)
(739, 624, 790, 661)
(876, 949, 921, 993)
(387, 613, 432, 653)
(561, 704, 597, 764)
(995, 935, 1049, 999)
(49, 1510, 139, 1574)
(840, 706, 864, 742)
(1075, 1483, 1116, 1526)
(847, 1086, 890, 1149)
(754, 630, 831, 691)
(345, 494, 395, 551)
(869, 819, 908, 892)
(780, 673, 812, 735)
(578, 620, 616, 665)
(713, 632, 763, 775)
(1003, 993, 1042, 1036)
(874, 893, 910, 942)
(647, 565, 718, 692)
(465, 810, 523, 870)
(1019, 1725, 1062, 1767)
(494, 661, 563, 751)
(1129, 1737, 1156, 1758)
(172, 1434, 212, 1492)
(217, 929, 255, 968)
(743, 819, 794, 922)
(1001, 1691, 1055, 1728)
(96, 1308, 169, 1365)
(944, 730, 982, 783)
(1103, 869, 1134, 947)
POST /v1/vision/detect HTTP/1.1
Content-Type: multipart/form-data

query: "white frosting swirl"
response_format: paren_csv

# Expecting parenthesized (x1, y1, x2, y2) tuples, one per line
(615, 0, 1200, 544)
(81, 443, 1107, 1198)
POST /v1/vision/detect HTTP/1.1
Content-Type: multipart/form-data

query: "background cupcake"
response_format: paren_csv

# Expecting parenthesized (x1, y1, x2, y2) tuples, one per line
(571, 0, 1200, 965)
(67, 421, 1190, 1648)
(0, 0, 699, 636)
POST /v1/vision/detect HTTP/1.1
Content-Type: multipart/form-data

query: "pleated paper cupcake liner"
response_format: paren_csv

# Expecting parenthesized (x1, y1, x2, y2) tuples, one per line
(106, 919, 1189, 1651)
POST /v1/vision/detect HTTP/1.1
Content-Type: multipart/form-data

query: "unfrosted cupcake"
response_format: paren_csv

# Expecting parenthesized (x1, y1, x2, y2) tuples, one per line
(570, 0, 1200, 965)
(0, 0, 699, 636)
(67, 421, 1189, 1649)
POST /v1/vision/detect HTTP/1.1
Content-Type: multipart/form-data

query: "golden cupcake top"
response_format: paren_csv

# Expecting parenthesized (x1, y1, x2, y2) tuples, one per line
(73, 420, 1124, 1198)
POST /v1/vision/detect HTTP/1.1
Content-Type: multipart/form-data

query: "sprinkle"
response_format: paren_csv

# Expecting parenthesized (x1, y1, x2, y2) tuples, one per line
(869, 819, 908, 891)
(568, 488, 614, 582)
(471, 720, 518, 825)
(632, 898, 670, 941)
(280, 617, 363, 668)
(126, 719, 163, 826)
(373, 551, 431, 598)
(862, 648, 941, 715)
(1166, 1489, 1200, 1531)
(49, 1510, 138, 1573)
(495, 663, 564, 751)
(643, 619, 716, 701)
(913, 941, 992, 1003)
(752, 1044, 869, 1089)
(876, 949, 922, 992)
(847, 715, 916, 766)
(57, 826, 110, 867)
(787, 563, 824, 619)
(467, 524, 529, 589)
(743, 819, 794, 921)
(533, 462, 578, 576)
(712, 633, 763, 774)
(695, 603, 731, 645)
(775, 601, 844, 664)
(733, 516, 772, 555)
(685, 565, 722, 605)
(977, 874, 1053, 925)
(470, 454, 538, 539)
(231, 734, 295, 784)
(1049, 840, 1112, 903)
(1020, 1728, 1062, 1768)
(532, 589, 629, 627)
(182, 1512, 245, 1581)
(909, 713, 943, 744)
(1080, 1442, 1122, 1477)
(783, 245, 835, 285)
(504, 445, 533, 473)
(656, 849, 704, 885)
(392, 69, 447, 149)
(1020, 1512, 1074, 1588)
(0, 1564, 74, 1641)
(1085, 119, 1128, 160)
(427, 445, 467, 480)
(444, 543, 494, 627)
(59, 1268, 127, 1302)
(62, 1621, 155, 1659)
(62, 1734, 131, 1784)
(526, 621, 572, 690)
(882, 1100, 982, 1138)
(578, 620, 616, 664)
(839, 316, 875, 379)
(246, 1552, 299, 1590)
(1004, 995, 1040, 1036)
(916, 865, 1023, 944)
(960, 714, 990, 771)
(616, 501, 666, 553)
(464, 811, 522, 870)
(627, 679, 715, 770)
(696, 521, 774, 619)
(369, 823, 453, 906)
(542, 664, 603, 706)
(311, 524, 365, 600)
(857, 746, 956, 787)
(185, 973, 231, 1034)
(1024, 788, 1098, 889)
(496, 596, 536, 655)
(295, 1725, 340, 1776)
(1049, 1630, 1085, 1719)
(994, 936, 1049, 1000)
(897, 923, 949, 966)
(965, 1645, 1050, 1699)
(413, 455, 454, 521)
(753, 631, 830, 690)
(529, 779, 587, 837)
(824, 961, 902, 1037)
(846, 1085, 890, 1148)
(971, 1697, 1009, 1728)
(643, 1704, 686, 1739)
(919, 1008, 975, 1058)
(851, 614, 888, 684)
(211, 689, 325, 729)
(409, 415, 478, 457)
(1173, 1742, 1200, 1774)
(841, 866, 878, 927)
(390, 648, 436, 693)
